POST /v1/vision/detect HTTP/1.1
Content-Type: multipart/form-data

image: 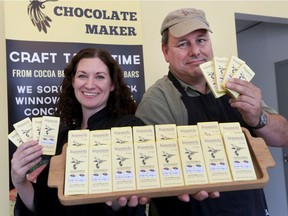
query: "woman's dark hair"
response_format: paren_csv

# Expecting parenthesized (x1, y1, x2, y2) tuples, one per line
(54, 48, 137, 126)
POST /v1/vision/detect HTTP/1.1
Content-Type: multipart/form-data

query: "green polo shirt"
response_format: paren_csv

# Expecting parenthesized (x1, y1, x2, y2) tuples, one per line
(136, 75, 276, 125)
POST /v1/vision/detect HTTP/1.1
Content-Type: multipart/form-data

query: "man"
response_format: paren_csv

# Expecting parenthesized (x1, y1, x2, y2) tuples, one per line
(136, 8, 288, 216)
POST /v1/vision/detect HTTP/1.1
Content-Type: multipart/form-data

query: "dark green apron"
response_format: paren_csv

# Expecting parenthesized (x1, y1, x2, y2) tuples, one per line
(148, 72, 269, 216)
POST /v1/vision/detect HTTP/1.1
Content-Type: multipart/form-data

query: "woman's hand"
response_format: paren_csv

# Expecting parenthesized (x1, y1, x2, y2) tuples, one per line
(11, 140, 43, 211)
(11, 140, 43, 187)
(106, 195, 149, 210)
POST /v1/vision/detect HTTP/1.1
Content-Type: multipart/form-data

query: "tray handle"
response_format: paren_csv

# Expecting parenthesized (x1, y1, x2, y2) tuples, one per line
(242, 127, 276, 170)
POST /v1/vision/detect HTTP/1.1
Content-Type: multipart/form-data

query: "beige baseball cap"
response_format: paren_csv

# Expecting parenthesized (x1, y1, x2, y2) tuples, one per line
(160, 8, 212, 37)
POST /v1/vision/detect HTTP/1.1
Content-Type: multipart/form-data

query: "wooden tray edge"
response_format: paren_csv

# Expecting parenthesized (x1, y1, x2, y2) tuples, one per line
(48, 127, 275, 206)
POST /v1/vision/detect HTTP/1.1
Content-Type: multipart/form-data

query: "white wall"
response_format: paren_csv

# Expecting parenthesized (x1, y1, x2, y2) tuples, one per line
(237, 22, 288, 216)
(0, 1, 9, 215)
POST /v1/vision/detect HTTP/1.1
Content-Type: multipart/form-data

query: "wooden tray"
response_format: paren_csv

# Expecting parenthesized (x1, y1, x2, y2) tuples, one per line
(48, 127, 275, 206)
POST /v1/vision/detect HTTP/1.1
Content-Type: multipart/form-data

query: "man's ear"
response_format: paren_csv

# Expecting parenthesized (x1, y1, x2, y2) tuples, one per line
(162, 43, 169, 63)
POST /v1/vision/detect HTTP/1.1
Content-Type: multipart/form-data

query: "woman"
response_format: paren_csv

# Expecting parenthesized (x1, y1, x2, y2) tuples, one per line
(11, 48, 147, 216)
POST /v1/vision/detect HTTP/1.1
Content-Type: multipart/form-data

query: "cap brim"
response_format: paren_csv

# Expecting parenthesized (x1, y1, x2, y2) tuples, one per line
(169, 19, 212, 37)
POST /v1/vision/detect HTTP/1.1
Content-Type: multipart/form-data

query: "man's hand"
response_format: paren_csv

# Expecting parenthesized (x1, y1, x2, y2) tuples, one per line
(226, 78, 262, 127)
(178, 191, 220, 202)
